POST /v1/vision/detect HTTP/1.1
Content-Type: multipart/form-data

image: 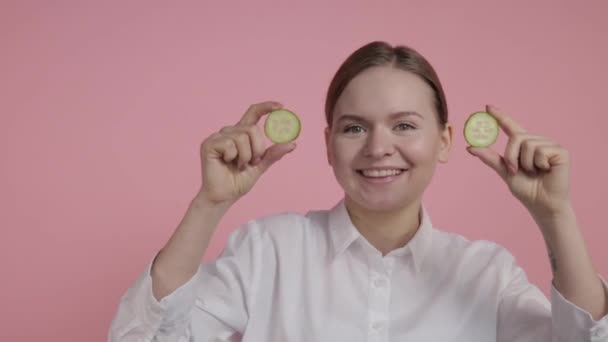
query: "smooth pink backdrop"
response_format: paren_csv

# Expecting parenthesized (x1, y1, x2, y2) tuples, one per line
(2, 1, 607, 341)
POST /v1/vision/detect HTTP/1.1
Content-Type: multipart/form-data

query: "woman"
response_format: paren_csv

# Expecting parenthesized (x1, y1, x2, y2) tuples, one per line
(108, 41, 607, 341)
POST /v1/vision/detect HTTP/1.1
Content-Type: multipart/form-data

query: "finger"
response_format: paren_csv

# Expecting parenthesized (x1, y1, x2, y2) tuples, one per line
(534, 146, 552, 171)
(219, 125, 236, 134)
(229, 132, 252, 169)
(205, 136, 237, 163)
(520, 139, 557, 173)
(256, 142, 297, 173)
(220, 125, 266, 166)
(504, 133, 544, 174)
(467, 146, 508, 179)
(503, 133, 525, 174)
(486, 104, 526, 137)
(246, 125, 266, 165)
(238, 101, 283, 126)
(534, 145, 569, 171)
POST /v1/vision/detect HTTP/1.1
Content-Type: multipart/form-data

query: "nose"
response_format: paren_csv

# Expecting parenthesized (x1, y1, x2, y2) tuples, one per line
(363, 127, 396, 158)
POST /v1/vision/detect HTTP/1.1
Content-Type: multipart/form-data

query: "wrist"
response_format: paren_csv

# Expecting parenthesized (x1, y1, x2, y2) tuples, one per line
(530, 202, 577, 239)
(529, 201, 574, 224)
(191, 190, 232, 219)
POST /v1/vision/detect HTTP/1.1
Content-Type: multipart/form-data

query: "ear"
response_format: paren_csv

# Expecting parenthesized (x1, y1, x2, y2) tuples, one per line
(324, 126, 333, 166)
(437, 123, 453, 163)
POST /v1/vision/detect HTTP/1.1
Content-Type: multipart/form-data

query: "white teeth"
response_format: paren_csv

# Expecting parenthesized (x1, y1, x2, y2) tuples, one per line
(361, 169, 403, 178)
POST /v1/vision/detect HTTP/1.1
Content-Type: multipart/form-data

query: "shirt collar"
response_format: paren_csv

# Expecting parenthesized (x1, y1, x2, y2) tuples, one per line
(328, 199, 361, 257)
(327, 198, 434, 273)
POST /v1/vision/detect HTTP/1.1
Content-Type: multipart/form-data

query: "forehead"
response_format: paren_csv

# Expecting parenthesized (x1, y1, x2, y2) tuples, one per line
(334, 66, 435, 119)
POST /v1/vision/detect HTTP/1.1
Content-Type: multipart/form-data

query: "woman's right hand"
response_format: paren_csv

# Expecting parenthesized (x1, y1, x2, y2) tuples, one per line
(197, 101, 297, 205)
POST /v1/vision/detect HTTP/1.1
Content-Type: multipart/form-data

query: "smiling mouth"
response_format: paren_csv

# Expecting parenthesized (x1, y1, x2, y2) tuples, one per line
(356, 168, 407, 178)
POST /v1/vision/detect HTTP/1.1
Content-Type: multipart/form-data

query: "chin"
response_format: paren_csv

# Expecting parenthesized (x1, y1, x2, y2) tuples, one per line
(346, 193, 412, 213)
(334, 168, 424, 213)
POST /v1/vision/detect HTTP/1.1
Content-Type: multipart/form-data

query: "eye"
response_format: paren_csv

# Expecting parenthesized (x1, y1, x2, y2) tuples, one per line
(395, 122, 416, 131)
(343, 124, 366, 134)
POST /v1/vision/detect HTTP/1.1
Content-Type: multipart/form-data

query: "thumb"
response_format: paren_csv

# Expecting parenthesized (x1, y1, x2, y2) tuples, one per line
(467, 146, 509, 179)
(256, 143, 296, 173)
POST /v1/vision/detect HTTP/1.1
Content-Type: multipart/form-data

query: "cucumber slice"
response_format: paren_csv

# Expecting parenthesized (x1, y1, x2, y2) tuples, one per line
(264, 109, 301, 144)
(464, 111, 499, 147)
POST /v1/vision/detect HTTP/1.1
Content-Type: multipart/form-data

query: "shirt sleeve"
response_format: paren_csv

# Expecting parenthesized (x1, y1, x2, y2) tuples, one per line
(550, 275, 608, 341)
(107, 222, 263, 342)
(497, 252, 608, 342)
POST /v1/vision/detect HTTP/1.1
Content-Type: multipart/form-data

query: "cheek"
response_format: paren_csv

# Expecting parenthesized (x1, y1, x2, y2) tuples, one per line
(331, 139, 359, 167)
(400, 136, 440, 163)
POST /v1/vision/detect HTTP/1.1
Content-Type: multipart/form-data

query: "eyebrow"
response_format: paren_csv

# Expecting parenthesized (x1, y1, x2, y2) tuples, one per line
(336, 111, 424, 123)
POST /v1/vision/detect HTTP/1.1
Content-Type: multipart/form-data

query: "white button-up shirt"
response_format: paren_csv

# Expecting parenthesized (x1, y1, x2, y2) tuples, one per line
(108, 200, 608, 341)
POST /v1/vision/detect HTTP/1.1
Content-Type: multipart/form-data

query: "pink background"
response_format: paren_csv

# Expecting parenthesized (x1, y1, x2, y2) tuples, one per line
(1, 1, 607, 341)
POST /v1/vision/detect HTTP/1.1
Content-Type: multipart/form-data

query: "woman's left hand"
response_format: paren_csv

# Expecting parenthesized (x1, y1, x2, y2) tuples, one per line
(467, 105, 572, 220)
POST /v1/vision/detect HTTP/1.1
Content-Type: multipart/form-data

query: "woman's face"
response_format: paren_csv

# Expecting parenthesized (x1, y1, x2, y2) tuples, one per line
(325, 66, 453, 212)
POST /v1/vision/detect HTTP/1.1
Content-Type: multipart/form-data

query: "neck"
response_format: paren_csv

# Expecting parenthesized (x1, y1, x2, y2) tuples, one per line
(345, 197, 421, 256)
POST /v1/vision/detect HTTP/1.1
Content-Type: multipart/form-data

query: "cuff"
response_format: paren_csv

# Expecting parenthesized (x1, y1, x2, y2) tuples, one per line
(137, 253, 200, 329)
(551, 274, 608, 341)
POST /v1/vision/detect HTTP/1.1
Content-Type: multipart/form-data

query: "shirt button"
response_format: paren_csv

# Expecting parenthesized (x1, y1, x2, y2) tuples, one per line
(592, 327, 605, 338)
(383, 258, 395, 273)
(374, 277, 387, 288)
(372, 321, 385, 333)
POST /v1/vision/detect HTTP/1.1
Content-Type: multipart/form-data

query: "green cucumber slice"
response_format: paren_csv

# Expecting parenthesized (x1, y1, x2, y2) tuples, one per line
(464, 111, 499, 147)
(264, 109, 301, 144)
